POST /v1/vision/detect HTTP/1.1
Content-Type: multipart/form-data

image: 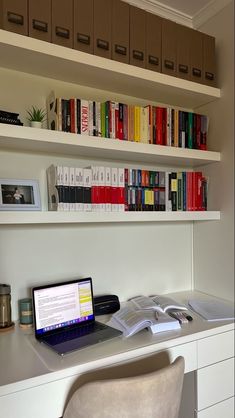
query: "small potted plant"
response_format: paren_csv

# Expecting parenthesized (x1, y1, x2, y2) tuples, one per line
(27, 106, 46, 128)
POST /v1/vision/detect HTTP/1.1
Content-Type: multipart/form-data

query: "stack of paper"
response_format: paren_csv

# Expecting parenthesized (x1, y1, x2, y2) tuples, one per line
(188, 299, 235, 321)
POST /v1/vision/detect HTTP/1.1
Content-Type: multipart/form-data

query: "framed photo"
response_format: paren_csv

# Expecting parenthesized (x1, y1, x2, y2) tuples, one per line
(0, 179, 41, 211)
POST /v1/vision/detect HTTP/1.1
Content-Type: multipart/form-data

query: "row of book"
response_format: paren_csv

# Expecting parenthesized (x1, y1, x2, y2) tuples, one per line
(47, 165, 208, 213)
(47, 92, 209, 150)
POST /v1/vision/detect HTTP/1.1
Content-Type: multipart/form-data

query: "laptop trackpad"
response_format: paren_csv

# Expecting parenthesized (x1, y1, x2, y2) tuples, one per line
(45, 329, 117, 355)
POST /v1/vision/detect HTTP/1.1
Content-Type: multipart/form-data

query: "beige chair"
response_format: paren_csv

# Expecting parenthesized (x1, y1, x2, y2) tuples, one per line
(63, 356, 185, 418)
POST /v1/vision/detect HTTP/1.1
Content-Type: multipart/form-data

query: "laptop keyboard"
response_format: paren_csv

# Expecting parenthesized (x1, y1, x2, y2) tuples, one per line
(43, 322, 107, 346)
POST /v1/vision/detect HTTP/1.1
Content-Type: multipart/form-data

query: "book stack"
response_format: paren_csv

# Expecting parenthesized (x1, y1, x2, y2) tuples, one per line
(0, 110, 23, 126)
(47, 92, 209, 150)
(47, 165, 208, 212)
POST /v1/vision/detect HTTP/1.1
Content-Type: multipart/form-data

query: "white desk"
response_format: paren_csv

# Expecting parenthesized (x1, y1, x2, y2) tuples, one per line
(0, 291, 234, 418)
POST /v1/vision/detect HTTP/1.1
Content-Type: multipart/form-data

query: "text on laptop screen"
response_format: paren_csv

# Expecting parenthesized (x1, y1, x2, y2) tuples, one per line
(34, 280, 94, 335)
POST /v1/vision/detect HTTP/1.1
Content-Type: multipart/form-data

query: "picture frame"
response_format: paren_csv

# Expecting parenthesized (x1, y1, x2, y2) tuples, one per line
(0, 179, 41, 211)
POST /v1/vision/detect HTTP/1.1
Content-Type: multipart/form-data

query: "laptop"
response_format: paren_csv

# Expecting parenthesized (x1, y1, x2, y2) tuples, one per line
(32, 277, 122, 356)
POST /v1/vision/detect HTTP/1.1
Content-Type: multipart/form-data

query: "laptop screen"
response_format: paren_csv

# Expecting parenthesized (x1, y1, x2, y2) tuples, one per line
(32, 278, 95, 337)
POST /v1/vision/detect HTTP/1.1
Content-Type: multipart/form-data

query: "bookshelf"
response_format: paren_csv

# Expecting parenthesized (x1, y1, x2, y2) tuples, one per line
(0, 124, 220, 167)
(0, 29, 221, 225)
(0, 29, 220, 109)
(0, 211, 220, 225)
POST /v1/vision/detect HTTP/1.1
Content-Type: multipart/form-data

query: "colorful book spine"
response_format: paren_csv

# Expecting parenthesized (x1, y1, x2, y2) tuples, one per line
(81, 100, 89, 135)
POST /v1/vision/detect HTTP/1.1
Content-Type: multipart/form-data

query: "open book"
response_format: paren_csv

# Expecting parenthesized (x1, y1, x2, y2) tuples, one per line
(108, 305, 181, 338)
(130, 295, 187, 314)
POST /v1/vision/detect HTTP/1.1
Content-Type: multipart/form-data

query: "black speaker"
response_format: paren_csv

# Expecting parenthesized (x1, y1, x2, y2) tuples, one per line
(94, 294, 120, 316)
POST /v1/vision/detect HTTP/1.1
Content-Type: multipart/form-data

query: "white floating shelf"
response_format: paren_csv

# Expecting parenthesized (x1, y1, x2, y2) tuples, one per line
(0, 30, 220, 109)
(0, 211, 220, 225)
(0, 125, 220, 167)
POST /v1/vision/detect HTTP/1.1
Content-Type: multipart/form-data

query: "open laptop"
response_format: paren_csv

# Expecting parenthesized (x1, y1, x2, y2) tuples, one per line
(32, 277, 122, 356)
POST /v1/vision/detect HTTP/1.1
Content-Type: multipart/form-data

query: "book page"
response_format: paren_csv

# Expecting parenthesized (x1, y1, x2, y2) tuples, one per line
(151, 295, 187, 313)
(130, 296, 160, 311)
(108, 306, 157, 337)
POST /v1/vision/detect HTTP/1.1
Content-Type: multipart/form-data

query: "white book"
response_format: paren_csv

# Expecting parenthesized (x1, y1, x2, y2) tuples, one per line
(83, 168, 92, 212)
(108, 305, 180, 338)
(98, 166, 106, 212)
(91, 166, 99, 212)
(118, 167, 125, 212)
(75, 167, 84, 211)
(62, 166, 70, 211)
(130, 295, 187, 314)
(80, 99, 89, 135)
(165, 171, 172, 212)
(88, 100, 93, 136)
(46, 164, 62, 211)
(188, 298, 235, 321)
(105, 167, 112, 212)
(69, 167, 75, 211)
(111, 167, 118, 212)
(110, 101, 116, 139)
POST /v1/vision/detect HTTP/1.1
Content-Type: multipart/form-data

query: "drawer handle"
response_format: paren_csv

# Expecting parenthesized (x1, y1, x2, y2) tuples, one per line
(33, 19, 48, 32)
(179, 64, 188, 74)
(7, 11, 24, 25)
(77, 33, 90, 45)
(205, 71, 214, 81)
(97, 39, 109, 50)
(115, 44, 127, 56)
(56, 26, 70, 39)
(192, 67, 201, 77)
(164, 59, 174, 70)
(148, 55, 159, 66)
(133, 50, 144, 61)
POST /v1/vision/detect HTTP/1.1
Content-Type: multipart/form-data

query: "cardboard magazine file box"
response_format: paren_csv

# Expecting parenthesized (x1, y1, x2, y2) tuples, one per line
(0, 0, 28, 35)
(73, 0, 94, 54)
(28, 0, 52, 42)
(146, 11, 162, 73)
(112, 0, 129, 64)
(176, 24, 191, 81)
(161, 18, 177, 77)
(51, 0, 73, 48)
(94, 0, 112, 59)
(203, 33, 216, 87)
(190, 29, 203, 84)
(129, 5, 146, 69)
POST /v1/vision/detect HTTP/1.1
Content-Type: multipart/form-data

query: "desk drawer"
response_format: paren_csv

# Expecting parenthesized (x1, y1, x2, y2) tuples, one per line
(165, 341, 197, 373)
(0, 375, 77, 418)
(196, 396, 234, 418)
(198, 330, 234, 368)
(197, 358, 234, 410)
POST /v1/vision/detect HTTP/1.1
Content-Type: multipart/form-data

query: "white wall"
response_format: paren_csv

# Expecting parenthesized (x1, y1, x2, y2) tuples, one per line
(0, 70, 193, 321)
(193, 1, 234, 300)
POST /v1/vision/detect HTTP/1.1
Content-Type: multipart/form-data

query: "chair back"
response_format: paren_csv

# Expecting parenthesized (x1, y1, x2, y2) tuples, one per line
(63, 356, 185, 418)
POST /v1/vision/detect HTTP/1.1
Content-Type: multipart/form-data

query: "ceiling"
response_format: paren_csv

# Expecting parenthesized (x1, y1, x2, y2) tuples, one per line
(152, 0, 215, 17)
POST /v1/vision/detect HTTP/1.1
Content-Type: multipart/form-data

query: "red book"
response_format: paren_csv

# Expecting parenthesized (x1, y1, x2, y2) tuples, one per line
(118, 168, 125, 211)
(162, 107, 167, 145)
(118, 103, 124, 140)
(156, 107, 163, 145)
